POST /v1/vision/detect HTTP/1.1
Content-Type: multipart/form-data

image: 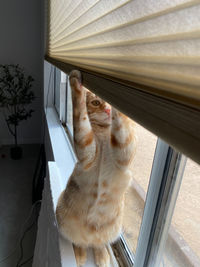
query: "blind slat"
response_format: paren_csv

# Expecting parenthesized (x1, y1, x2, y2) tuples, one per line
(51, 6, 200, 50)
(51, 0, 98, 36)
(51, 0, 130, 42)
(49, 38, 200, 59)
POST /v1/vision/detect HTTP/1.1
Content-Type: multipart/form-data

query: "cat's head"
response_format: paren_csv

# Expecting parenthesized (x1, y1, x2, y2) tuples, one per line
(86, 91, 111, 127)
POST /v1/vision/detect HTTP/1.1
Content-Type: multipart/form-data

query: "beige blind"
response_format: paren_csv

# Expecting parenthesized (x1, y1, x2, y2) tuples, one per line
(46, 0, 200, 163)
(47, 0, 200, 109)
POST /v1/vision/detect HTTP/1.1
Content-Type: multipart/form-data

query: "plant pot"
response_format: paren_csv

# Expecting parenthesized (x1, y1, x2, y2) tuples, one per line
(10, 146, 23, 160)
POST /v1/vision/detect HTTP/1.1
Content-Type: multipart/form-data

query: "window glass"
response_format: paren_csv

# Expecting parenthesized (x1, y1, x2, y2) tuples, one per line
(54, 67, 61, 115)
(123, 123, 157, 254)
(65, 77, 73, 136)
(60, 72, 67, 123)
(160, 159, 200, 267)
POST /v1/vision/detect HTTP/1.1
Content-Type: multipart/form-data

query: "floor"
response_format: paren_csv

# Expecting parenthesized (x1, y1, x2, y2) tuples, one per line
(0, 145, 40, 267)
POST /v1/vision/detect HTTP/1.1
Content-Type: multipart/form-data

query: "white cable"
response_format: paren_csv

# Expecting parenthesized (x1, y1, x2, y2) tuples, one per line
(0, 200, 41, 265)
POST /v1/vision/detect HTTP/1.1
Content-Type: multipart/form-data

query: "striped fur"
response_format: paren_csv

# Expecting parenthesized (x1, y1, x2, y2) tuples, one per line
(56, 70, 136, 267)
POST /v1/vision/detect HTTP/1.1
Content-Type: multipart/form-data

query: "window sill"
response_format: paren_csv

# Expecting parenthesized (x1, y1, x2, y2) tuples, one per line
(45, 107, 77, 188)
(46, 107, 118, 267)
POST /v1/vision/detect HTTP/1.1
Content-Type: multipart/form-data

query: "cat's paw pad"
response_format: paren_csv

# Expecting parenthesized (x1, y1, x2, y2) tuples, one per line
(69, 70, 82, 88)
(73, 245, 87, 266)
(94, 246, 110, 267)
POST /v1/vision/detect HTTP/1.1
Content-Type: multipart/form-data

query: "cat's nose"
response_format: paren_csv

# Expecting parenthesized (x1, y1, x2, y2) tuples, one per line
(104, 108, 111, 116)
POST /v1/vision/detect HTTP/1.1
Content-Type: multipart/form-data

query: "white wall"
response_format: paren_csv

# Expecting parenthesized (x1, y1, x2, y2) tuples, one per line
(0, 0, 44, 145)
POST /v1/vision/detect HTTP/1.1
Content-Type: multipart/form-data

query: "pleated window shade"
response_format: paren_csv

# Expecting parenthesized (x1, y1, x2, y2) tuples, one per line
(46, 0, 200, 163)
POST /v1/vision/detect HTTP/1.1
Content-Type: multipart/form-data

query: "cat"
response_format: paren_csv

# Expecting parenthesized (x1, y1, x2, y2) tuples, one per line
(56, 70, 136, 267)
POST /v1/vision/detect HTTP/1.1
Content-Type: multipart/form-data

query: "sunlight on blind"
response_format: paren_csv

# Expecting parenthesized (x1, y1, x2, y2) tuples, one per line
(47, 0, 200, 109)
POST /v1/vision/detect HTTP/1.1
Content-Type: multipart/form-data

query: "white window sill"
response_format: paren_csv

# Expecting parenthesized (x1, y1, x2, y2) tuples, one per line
(46, 107, 118, 267)
(46, 107, 77, 188)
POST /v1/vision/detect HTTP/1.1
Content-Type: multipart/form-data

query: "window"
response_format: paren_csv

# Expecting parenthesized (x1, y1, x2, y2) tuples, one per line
(161, 159, 200, 267)
(122, 125, 157, 254)
(50, 63, 200, 267)
(54, 67, 61, 116)
(65, 77, 73, 137)
(53, 68, 73, 139)
(53, 67, 67, 123)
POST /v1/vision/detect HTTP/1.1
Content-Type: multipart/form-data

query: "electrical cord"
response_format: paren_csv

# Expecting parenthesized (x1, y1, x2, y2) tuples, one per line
(16, 200, 41, 267)
(0, 200, 41, 266)
(15, 214, 38, 267)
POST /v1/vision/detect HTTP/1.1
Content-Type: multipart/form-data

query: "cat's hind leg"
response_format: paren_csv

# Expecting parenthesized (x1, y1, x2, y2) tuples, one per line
(94, 246, 110, 267)
(73, 245, 87, 266)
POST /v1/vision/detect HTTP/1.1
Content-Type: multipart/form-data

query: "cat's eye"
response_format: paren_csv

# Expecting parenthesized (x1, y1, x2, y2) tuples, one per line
(91, 100, 101, 106)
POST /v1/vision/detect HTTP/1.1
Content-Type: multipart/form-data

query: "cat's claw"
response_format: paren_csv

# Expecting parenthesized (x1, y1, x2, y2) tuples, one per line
(73, 245, 87, 266)
(94, 246, 110, 267)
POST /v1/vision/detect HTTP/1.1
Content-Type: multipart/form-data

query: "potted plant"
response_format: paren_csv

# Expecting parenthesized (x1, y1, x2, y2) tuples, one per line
(0, 64, 35, 159)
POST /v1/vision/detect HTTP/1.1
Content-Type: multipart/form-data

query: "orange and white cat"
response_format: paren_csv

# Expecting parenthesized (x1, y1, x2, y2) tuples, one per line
(56, 70, 136, 267)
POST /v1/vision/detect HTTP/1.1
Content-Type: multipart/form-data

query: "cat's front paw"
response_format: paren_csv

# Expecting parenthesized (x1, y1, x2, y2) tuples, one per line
(69, 70, 82, 91)
(94, 246, 110, 267)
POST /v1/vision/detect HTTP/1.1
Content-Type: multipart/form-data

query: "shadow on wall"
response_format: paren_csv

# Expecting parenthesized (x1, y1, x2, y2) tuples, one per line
(0, 0, 44, 145)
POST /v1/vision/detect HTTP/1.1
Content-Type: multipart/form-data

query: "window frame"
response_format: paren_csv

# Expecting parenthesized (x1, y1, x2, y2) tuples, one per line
(65, 77, 74, 138)
(134, 140, 187, 267)
(46, 61, 195, 267)
(54, 67, 61, 116)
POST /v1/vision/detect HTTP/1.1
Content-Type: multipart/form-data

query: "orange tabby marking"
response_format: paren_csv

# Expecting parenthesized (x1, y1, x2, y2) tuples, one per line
(111, 133, 133, 148)
(93, 193, 97, 199)
(83, 145, 98, 170)
(102, 181, 108, 188)
(117, 158, 131, 166)
(75, 130, 94, 148)
(100, 192, 107, 198)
